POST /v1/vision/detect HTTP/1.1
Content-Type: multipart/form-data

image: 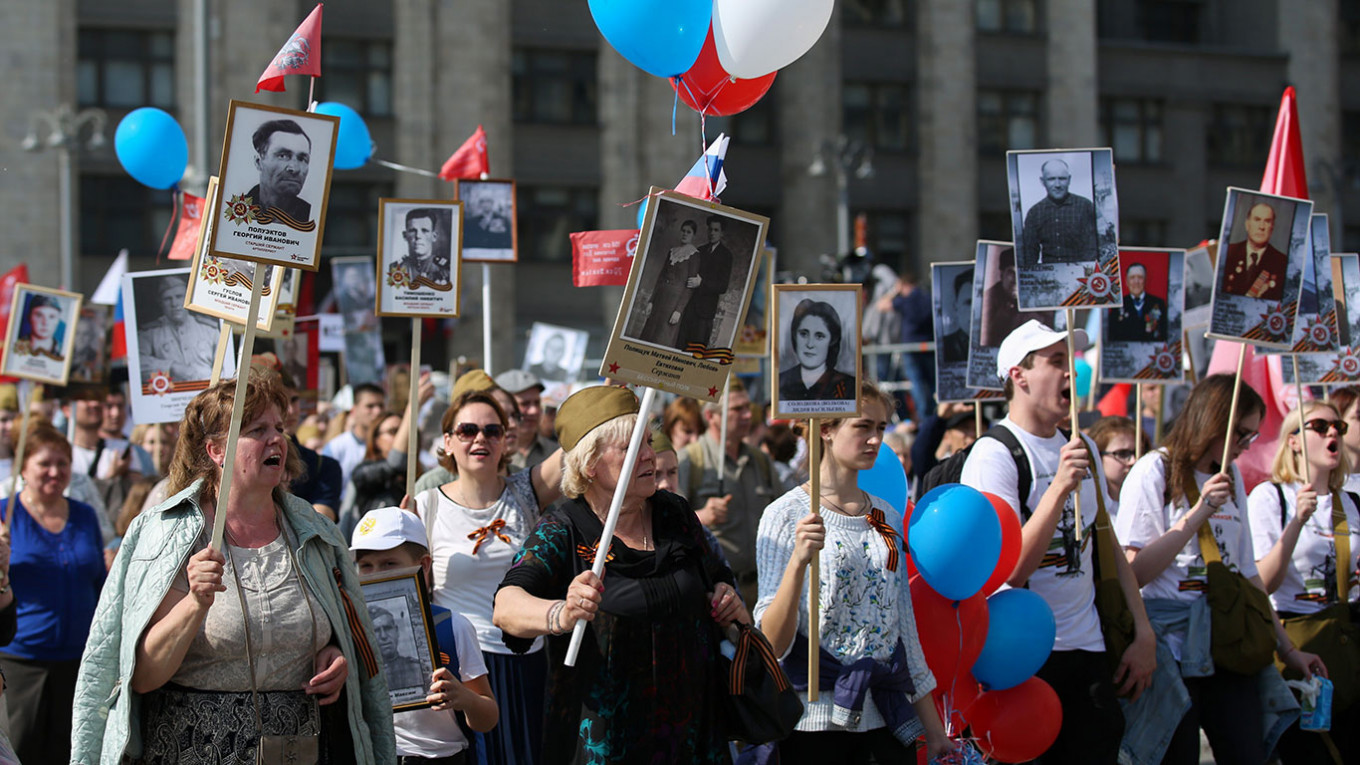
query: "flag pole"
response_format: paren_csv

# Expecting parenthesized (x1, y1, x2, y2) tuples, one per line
(211, 262, 267, 552)
(407, 318, 423, 495)
(210, 324, 232, 386)
(1065, 309, 1083, 544)
(371, 158, 441, 179)
(1220, 343, 1247, 476)
(480, 171, 493, 373)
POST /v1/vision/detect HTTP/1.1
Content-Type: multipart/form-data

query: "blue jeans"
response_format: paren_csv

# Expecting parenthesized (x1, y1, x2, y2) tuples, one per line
(898, 352, 935, 420)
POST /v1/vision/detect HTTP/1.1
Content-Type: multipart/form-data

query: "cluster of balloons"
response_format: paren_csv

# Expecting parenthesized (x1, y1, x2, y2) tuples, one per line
(588, 0, 833, 117)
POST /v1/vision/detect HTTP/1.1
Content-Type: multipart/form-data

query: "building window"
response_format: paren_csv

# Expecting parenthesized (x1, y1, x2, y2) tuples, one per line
(856, 211, 914, 268)
(1207, 104, 1273, 166)
(978, 90, 1039, 154)
(512, 49, 597, 125)
(1100, 98, 1163, 163)
(703, 88, 777, 146)
(977, 0, 1038, 33)
(844, 82, 914, 152)
(518, 186, 599, 262)
(78, 28, 175, 110)
(1121, 219, 1168, 246)
(844, 0, 911, 27)
(1135, 0, 1204, 44)
(323, 181, 393, 255)
(80, 175, 174, 256)
(315, 39, 393, 117)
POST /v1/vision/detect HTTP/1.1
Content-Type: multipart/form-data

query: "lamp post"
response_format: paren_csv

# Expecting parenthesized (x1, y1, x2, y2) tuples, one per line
(22, 104, 108, 291)
(808, 135, 874, 256)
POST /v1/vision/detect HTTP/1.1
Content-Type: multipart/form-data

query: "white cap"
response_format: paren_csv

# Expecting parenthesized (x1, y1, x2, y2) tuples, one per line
(350, 507, 428, 552)
(996, 320, 1089, 379)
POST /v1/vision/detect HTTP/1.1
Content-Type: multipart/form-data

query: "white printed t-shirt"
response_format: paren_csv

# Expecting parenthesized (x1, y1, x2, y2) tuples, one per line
(395, 609, 487, 758)
(960, 418, 1107, 652)
(1247, 482, 1360, 615)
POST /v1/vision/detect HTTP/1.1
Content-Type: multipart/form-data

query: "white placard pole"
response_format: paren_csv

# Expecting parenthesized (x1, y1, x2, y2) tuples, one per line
(407, 318, 423, 494)
(482, 263, 493, 372)
(210, 262, 266, 552)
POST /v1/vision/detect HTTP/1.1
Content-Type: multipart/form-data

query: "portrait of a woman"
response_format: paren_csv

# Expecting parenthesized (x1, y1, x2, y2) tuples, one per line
(639, 219, 701, 350)
(778, 299, 855, 402)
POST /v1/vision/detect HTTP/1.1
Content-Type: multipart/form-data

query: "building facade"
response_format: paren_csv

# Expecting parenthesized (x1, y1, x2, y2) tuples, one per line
(2, 0, 1356, 371)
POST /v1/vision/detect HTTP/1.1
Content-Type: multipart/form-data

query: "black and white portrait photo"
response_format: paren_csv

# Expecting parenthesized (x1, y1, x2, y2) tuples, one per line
(1264, 213, 1339, 357)
(604, 190, 769, 401)
(931, 262, 988, 403)
(377, 199, 462, 317)
(69, 303, 112, 385)
(1208, 186, 1312, 348)
(332, 256, 378, 332)
(359, 571, 438, 710)
(1007, 148, 1120, 311)
(1101, 248, 1185, 384)
(455, 179, 517, 263)
(771, 284, 861, 418)
(1, 284, 82, 386)
(967, 241, 1056, 391)
(524, 322, 587, 384)
(1182, 243, 1215, 330)
(209, 100, 338, 271)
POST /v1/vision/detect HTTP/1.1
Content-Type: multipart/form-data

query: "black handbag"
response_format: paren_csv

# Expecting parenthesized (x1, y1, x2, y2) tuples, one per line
(719, 622, 804, 744)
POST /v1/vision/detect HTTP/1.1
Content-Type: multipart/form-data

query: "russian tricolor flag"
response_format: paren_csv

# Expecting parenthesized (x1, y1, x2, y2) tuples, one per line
(674, 134, 730, 201)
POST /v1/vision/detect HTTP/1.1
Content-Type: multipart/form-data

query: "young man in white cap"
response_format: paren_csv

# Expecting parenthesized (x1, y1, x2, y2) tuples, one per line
(352, 506, 499, 764)
(960, 319, 1155, 763)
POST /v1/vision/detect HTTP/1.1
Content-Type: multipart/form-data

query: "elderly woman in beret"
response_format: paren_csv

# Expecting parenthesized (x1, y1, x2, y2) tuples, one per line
(494, 386, 746, 764)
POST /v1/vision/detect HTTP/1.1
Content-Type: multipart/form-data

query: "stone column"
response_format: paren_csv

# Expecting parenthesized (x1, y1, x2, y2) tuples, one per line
(917, 0, 977, 274)
(776, 16, 841, 278)
(1280, 0, 1341, 239)
(1045, 0, 1098, 147)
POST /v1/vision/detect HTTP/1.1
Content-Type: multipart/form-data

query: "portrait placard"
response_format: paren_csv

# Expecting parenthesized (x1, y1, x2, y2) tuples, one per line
(209, 100, 338, 271)
(124, 269, 236, 424)
(69, 303, 112, 386)
(454, 179, 517, 263)
(0, 284, 82, 386)
(376, 198, 463, 317)
(524, 322, 588, 403)
(1182, 242, 1215, 330)
(603, 189, 768, 401)
(186, 176, 284, 331)
(932, 261, 990, 403)
(1283, 253, 1360, 385)
(771, 283, 862, 419)
(1261, 214, 1339, 356)
(358, 567, 439, 712)
(276, 267, 300, 316)
(1207, 187, 1312, 348)
(966, 241, 1057, 391)
(1007, 148, 1121, 311)
(734, 246, 776, 356)
(1099, 248, 1185, 384)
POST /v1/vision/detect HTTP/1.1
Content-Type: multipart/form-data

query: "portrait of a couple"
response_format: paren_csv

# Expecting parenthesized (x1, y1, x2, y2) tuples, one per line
(635, 214, 734, 351)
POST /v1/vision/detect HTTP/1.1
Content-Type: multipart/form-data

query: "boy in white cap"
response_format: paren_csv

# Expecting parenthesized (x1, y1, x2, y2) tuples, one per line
(960, 320, 1155, 763)
(352, 507, 498, 763)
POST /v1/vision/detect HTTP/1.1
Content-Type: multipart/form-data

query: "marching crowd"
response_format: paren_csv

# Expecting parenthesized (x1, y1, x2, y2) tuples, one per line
(0, 315, 1357, 764)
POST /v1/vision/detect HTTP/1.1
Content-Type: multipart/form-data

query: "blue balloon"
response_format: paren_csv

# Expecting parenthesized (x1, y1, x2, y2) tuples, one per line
(859, 443, 907, 516)
(908, 484, 1001, 600)
(1074, 357, 1093, 399)
(971, 589, 1056, 691)
(114, 108, 187, 190)
(313, 102, 372, 170)
(636, 198, 649, 229)
(588, 0, 710, 78)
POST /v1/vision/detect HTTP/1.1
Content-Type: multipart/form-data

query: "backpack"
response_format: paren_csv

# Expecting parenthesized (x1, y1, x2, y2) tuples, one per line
(914, 424, 1037, 517)
(683, 440, 776, 502)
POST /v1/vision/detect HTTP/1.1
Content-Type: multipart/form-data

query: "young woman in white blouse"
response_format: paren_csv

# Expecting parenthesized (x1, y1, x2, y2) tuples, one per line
(755, 381, 952, 763)
(1249, 401, 1360, 763)
(415, 388, 564, 764)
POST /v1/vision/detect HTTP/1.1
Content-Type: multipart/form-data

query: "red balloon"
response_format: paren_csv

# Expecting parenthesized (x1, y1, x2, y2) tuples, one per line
(670, 27, 776, 117)
(909, 574, 988, 688)
(967, 677, 1062, 763)
(931, 670, 981, 735)
(978, 491, 1022, 596)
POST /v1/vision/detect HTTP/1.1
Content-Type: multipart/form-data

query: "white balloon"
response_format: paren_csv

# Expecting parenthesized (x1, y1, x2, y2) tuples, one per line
(712, 0, 835, 79)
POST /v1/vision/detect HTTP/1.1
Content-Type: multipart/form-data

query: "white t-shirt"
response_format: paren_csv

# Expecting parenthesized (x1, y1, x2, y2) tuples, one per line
(1247, 482, 1360, 615)
(395, 609, 487, 758)
(1345, 473, 1360, 494)
(416, 471, 544, 655)
(322, 431, 367, 489)
(72, 437, 129, 480)
(959, 418, 1107, 652)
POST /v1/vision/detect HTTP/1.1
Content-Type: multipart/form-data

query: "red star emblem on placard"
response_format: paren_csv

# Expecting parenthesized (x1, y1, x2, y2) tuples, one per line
(708, 386, 719, 397)
(608, 362, 620, 374)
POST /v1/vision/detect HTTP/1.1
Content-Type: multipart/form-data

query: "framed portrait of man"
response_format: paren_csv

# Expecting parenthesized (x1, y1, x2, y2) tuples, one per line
(1100, 248, 1185, 384)
(124, 268, 236, 424)
(1007, 148, 1121, 311)
(734, 246, 776, 357)
(454, 179, 517, 263)
(1262, 214, 1339, 357)
(931, 261, 991, 403)
(68, 303, 113, 386)
(771, 283, 862, 419)
(376, 198, 463, 317)
(276, 266, 299, 316)
(208, 100, 339, 272)
(185, 176, 285, 332)
(523, 322, 588, 403)
(358, 568, 439, 711)
(966, 240, 1056, 392)
(1, 284, 82, 386)
(604, 189, 768, 402)
(1207, 187, 1312, 348)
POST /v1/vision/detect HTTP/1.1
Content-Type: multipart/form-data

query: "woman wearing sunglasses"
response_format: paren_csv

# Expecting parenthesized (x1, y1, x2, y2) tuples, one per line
(1087, 415, 1150, 514)
(1248, 402, 1360, 762)
(1324, 386, 1360, 493)
(415, 388, 565, 765)
(1113, 374, 1322, 764)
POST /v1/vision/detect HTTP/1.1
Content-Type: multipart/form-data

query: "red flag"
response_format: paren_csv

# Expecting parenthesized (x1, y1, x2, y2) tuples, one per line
(1260, 86, 1308, 199)
(0, 265, 28, 340)
(256, 4, 323, 93)
(166, 191, 206, 261)
(570, 229, 640, 287)
(439, 126, 489, 181)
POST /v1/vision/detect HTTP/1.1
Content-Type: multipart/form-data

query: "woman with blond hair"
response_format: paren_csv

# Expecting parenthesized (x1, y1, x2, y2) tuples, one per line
(1248, 400, 1360, 762)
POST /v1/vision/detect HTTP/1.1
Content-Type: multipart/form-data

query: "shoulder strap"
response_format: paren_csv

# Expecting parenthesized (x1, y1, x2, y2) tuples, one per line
(684, 441, 705, 501)
(1274, 482, 1287, 530)
(984, 424, 1032, 520)
(1333, 490, 1353, 603)
(1182, 476, 1222, 565)
(89, 439, 105, 477)
(1077, 439, 1118, 583)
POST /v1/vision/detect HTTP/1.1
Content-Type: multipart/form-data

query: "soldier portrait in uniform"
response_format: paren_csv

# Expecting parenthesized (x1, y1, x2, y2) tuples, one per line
(455, 179, 517, 263)
(376, 199, 462, 317)
(1, 284, 82, 386)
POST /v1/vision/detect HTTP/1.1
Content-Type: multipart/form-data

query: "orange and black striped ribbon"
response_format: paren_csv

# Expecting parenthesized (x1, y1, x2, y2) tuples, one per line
(866, 508, 902, 573)
(730, 626, 791, 695)
(332, 567, 380, 678)
(467, 518, 513, 555)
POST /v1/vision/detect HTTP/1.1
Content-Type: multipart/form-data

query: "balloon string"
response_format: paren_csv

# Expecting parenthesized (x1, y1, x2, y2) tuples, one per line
(155, 185, 182, 265)
(671, 84, 679, 137)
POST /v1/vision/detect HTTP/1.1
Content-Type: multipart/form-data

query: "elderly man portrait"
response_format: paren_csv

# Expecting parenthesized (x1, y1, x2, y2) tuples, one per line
(1110, 263, 1168, 342)
(397, 208, 450, 287)
(242, 119, 313, 228)
(138, 277, 220, 382)
(1019, 158, 1098, 267)
(1220, 201, 1289, 301)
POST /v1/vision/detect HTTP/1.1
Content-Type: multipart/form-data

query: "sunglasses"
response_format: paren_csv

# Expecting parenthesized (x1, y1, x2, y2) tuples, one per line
(1234, 427, 1261, 449)
(1302, 418, 1349, 436)
(450, 422, 505, 442)
(1104, 449, 1137, 464)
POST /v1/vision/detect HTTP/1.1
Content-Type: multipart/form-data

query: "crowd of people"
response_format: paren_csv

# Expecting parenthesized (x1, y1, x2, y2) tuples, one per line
(0, 309, 1357, 764)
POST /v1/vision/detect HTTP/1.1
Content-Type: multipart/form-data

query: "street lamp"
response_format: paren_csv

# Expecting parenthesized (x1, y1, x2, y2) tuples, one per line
(808, 135, 874, 256)
(22, 104, 108, 291)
